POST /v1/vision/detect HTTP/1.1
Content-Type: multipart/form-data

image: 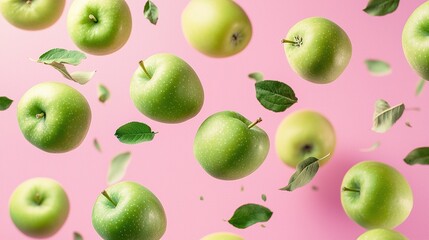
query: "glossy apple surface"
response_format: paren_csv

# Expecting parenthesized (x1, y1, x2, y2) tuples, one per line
(182, 0, 252, 57)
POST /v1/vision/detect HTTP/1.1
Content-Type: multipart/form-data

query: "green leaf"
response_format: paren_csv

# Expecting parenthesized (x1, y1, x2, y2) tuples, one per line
(280, 155, 325, 191)
(107, 152, 131, 185)
(255, 80, 298, 112)
(261, 194, 267, 202)
(404, 147, 429, 165)
(372, 99, 405, 133)
(365, 59, 391, 76)
(144, 0, 159, 25)
(249, 72, 264, 82)
(360, 141, 381, 152)
(363, 0, 399, 16)
(416, 79, 426, 96)
(74, 232, 83, 240)
(115, 122, 157, 144)
(94, 139, 101, 152)
(98, 84, 110, 103)
(38, 48, 86, 65)
(228, 203, 273, 229)
(45, 62, 95, 85)
(0, 96, 13, 111)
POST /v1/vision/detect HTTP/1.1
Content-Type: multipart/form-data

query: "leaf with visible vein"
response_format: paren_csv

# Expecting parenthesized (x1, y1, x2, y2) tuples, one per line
(280, 157, 320, 191)
(363, 0, 399, 16)
(255, 80, 297, 112)
(228, 203, 273, 229)
(404, 147, 429, 165)
(144, 0, 159, 25)
(115, 122, 157, 144)
(372, 99, 405, 133)
(107, 152, 131, 185)
(38, 48, 86, 65)
(0, 96, 13, 111)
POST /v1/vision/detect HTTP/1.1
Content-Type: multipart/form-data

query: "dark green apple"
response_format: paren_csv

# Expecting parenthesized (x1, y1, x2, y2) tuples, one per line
(9, 178, 70, 238)
(341, 161, 413, 229)
(194, 111, 270, 180)
(92, 181, 167, 240)
(283, 17, 352, 84)
(130, 53, 204, 123)
(17, 82, 91, 153)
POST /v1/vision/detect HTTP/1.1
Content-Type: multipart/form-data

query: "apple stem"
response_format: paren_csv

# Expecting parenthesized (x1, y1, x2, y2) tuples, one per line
(281, 39, 297, 44)
(248, 117, 262, 129)
(102, 190, 117, 207)
(89, 14, 98, 23)
(35, 112, 45, 119)
(34, 193, 42, 205)
(139, 60, 152, 78)
(342, 187, 360, 193)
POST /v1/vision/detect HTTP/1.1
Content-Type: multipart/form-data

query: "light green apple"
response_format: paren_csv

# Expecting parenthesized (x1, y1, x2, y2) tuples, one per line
(17, 82, 91, 153)
(67, 0, 132, 55)
(357, 229, 408, 240)
(402, 1, 429, 80)
(341, 161, 413, 229)
(0, 0, 65, 30)
(9, 178, 69, 238)
(194, 111, 270, 180)
(283, 17, 352, 84)
(275, 110, 336, 168)
(182, 0, 252, 58)
(92, 181, 167, 240)
(201, 232, 244, 240)
(130, 53, 204, 123)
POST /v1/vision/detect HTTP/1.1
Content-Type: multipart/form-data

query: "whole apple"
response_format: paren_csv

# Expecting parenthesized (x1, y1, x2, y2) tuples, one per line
(182, 0, 252, 58)
(275, 110, 336, 168)
(194, 111, 269, 180)
(402, 1, 429, 80)
(130, 53, 204, 123)
(201, 232, 244, 240)
(357, 229, 408, 240)
(17, 82, 91, 153)
(283, 17, 352, 84)
(67, 0, 132, 55)
(92, 181, 167, 240)
(341, 161, 413, 229)
(0, 0, 65, 30)
(9, 178, 69, 238)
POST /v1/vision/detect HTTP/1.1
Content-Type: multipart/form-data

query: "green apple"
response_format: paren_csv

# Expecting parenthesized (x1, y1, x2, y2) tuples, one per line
(0, 0, 65, 30)
(357, 229, 408, 240)
(402, 1, 429, 80)
(92, 181, 167, 240)
(193, 111, 269, 180)
(182, 0, 252, 58)
(17, 82, 91, 153)
(9, 178, 69, 238)
(283, 17, 352, 84)
(67, 0, 132, 55)
(275, 110, 336, 168)
(341, 161, 413, 229)
(130, 53, 204, 123)
(201, 232, 244, 240)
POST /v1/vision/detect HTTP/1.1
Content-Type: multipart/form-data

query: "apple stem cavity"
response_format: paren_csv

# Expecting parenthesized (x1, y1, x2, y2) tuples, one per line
(282, 36, 303, 47)
(26, 0, 32, 4)
(33, 193, 43, 205)
(342, 186, 360, 193)
(248, 117, 262, 129)
(102, 190, 117, 207)
(35, 112, 45, 119)
(89, 14, 98, 23)
(139, 60, 152, 79)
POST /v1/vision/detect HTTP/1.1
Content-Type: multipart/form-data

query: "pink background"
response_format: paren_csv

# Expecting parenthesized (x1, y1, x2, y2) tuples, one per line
(1, 0, 428, 239)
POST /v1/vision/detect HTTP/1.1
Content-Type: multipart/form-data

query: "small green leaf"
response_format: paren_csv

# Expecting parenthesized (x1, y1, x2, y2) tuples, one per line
(144, 0, 159, 25)
(228, 203, 273, 229)
(404, 147, 429, 165)
(255, 80, 298, 112)
(249, 72, 264, 82)
(416, 79, 426, 96)
(261, 194, 267, 202)
(360, 141, 381, 152)
(74, 232, 83, 240)
(107, 152, 131, 185)
(44, 62, 95, 85)
(0, 96, 13, 111)
(372, 99, 405, 133)
(363, 0, 399, 16)
(98, 84, 110, 103)
(38, 48, 86, 65)
(280, 156, 324, 191)
(115, 122, 157, 144)
(365, 59, 391, 75)
(94, 139, 101, 152)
